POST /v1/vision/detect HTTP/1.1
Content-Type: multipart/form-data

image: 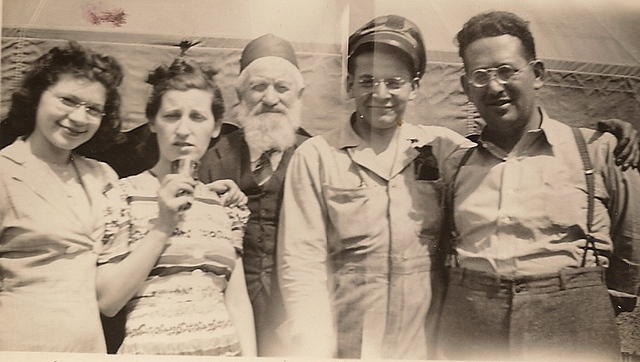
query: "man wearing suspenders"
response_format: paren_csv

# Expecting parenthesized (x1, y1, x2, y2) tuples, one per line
(437, 11, 640, 360)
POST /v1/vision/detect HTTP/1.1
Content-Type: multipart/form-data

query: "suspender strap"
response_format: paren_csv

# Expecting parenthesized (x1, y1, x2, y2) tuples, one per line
(570, 127, 599, 267)
(444, 146, 476, 266)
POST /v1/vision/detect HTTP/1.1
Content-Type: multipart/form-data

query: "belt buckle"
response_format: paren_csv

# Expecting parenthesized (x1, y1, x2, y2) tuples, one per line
(512, 279, 527, 294)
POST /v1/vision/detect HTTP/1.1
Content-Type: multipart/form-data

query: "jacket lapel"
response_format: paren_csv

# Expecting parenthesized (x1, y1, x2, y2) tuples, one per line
(2, 141, 85, 230)
(390, 124, 421, 179)
(74, 157, 109, 239)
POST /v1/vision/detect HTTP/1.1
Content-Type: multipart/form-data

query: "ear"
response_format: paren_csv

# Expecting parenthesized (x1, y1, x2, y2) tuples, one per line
(532, 60, 545, 90)
(297, 85, 305, 99)
(346, 74, 355, 98)
(235, 86, 243, 103)
(148, 121, 157, 134)
(408, 77, 419, 101)
(211, 119, 222, 139)
(460, 74, 471, 97)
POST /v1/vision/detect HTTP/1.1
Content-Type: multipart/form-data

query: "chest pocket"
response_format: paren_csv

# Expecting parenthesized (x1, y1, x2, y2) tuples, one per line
(323, 184, 381, 254)
(541, 166, 588, 228)
(411, 179, 444, 240)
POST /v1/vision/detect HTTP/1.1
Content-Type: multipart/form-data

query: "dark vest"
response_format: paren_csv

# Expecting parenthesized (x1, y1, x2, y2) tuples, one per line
(198, 129, 308, 300)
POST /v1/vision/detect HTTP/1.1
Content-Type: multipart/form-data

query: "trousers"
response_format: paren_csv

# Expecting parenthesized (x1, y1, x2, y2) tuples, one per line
(436, 266, 620, 361)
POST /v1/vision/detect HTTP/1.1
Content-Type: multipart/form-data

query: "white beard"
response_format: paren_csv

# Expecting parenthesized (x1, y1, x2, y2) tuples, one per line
(237, 100, 302, 155)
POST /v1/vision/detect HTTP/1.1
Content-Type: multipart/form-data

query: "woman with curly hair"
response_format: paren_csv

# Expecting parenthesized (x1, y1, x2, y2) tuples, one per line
(96, 55, 257, 356)
(0, 41, 124, 352)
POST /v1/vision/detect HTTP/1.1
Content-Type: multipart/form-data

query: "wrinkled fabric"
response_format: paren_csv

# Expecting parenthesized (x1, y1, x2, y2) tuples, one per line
(443, 109, 640, 281)
(278, 118, 472, 359)
(99, 172, 249, 355)
(438, 108, 640, 359)
(0, 139, 116, 352)
(199, 130, 308, 356)
(437, 267, 620, 361)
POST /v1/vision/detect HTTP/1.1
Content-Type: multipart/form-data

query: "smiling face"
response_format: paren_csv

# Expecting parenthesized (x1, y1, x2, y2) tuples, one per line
(348, 47, 416, 133)
(462, 34, 544, 138)
(150, 89, 219, 165)
(31, 73, 106, 155)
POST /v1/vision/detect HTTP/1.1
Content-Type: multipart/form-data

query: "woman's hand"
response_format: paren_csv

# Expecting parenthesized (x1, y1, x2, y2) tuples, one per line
(205, 179, 248, 207)
(156, 174, 196, 234)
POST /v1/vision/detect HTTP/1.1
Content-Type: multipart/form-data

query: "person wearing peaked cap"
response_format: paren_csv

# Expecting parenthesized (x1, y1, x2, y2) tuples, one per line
(198, 33, 310, 356)
(277, 15, 475, 359)
(348, 14, 426, 80)
(275, 13, 640, 359)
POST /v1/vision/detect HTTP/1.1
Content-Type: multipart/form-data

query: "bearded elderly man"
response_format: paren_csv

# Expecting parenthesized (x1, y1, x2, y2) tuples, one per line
(198, 33, 309, 356)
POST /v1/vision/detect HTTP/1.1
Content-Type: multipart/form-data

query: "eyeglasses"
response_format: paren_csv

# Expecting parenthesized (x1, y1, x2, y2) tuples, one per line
(468, 61, 537, 88)
(47, 91, 106, 120)
(356, 76, 411, 93)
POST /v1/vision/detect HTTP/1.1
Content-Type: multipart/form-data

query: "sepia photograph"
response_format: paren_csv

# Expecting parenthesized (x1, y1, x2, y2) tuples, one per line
(1, 0, 639, 361)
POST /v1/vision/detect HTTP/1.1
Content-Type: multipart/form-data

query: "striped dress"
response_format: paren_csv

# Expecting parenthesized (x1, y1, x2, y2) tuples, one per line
(100, 171, 249, 355)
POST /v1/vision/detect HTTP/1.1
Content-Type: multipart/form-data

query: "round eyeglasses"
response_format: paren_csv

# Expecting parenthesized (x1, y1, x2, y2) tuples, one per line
(356, 76, 412, 94)
(468, 61, 538, 88)
(47, 90, 106, 120)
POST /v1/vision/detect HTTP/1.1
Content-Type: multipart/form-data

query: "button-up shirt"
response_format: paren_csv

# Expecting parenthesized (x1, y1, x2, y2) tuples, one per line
(444, 108, 640, 279)
(277, 117, 472, 359)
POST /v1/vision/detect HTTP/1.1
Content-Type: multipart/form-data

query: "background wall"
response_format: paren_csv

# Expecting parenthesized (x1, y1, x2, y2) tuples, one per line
(2, 0, 639, 136)
(2, 0, 640, 354)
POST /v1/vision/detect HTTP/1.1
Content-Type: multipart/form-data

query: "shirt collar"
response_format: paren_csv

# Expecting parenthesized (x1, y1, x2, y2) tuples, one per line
(537, 107, 572, 147)
(0, 137, 31, 165)
(335, 113, 365, 149)
(477, 107, 571, 152)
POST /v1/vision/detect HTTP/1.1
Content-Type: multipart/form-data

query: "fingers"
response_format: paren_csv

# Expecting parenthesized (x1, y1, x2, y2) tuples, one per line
(206, 179, 247, 207)
(221, 188, 248, 207)
(165, 195, 193, 212)
(628, 139, 640, 170)
(598, 119, 640, 170)
(614, 137, 632, 170)
(206, 179, 233, 194)
(158, 175, 196, 214)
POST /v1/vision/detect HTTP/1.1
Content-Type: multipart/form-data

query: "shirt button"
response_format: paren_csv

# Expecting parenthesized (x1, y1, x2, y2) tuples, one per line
(192, 269, 204, 276)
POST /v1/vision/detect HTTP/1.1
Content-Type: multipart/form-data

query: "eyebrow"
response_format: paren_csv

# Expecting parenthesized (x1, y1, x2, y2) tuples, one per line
(57, 93, 105, 110)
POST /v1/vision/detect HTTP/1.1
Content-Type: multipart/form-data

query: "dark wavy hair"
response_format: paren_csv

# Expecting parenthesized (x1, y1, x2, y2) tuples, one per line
(456, 11, 537, 63)
(138, 57, 225, 156)
(1, 41, 124, 156)
(145, 57, 225, 123)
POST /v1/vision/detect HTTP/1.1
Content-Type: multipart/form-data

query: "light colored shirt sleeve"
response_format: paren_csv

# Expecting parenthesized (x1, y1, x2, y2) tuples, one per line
(277, 140, 336, 357)
(417, 125, 476, 170)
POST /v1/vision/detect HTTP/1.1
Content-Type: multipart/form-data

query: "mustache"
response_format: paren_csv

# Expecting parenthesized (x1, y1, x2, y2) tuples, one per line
(248, 103, 288, 116)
